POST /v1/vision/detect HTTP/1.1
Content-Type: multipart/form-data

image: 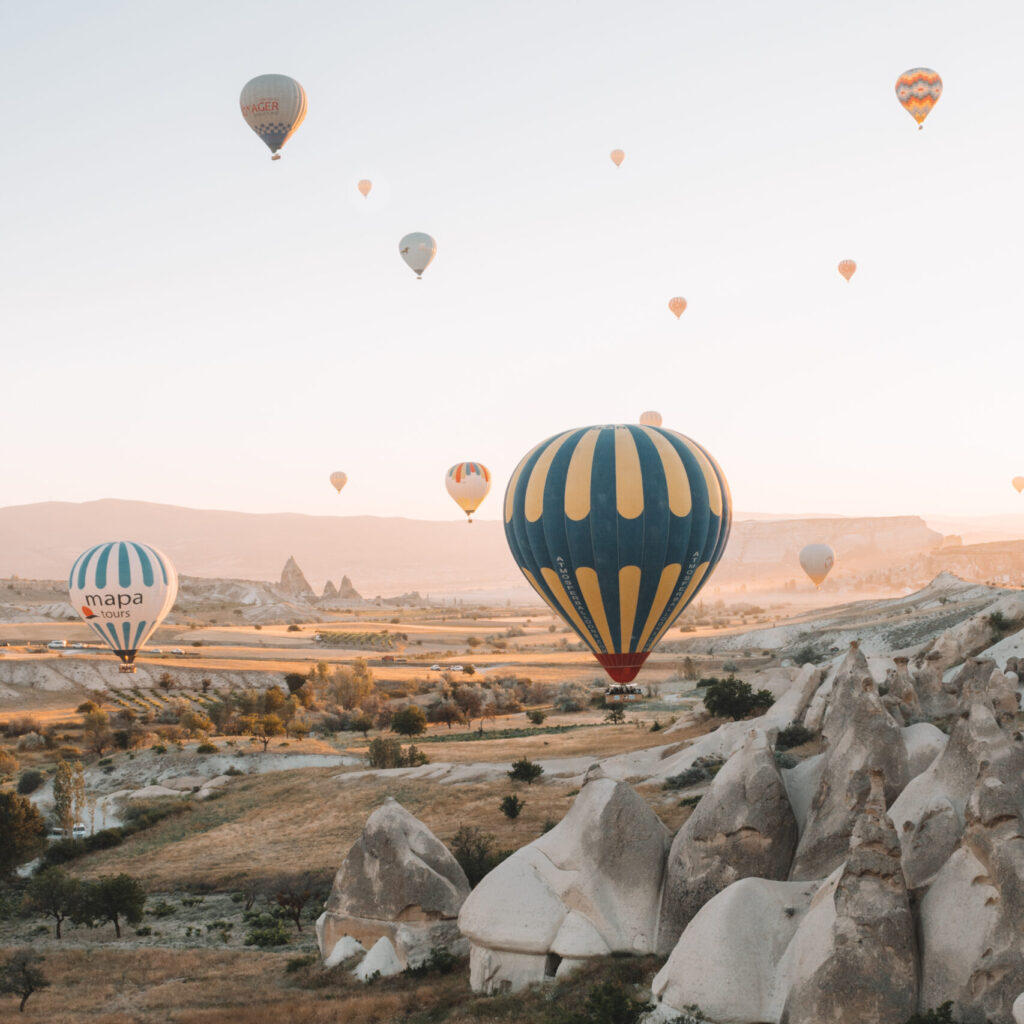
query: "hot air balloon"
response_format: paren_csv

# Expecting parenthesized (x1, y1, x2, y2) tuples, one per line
(505, 424, 731, 683)
(446, 463, 491, 522)
(1013, 477, 1024, 494)
(668, 297, 687, 318)
(799, 544, 835, 588)
(357, 179, 373, 198)
(895, 68, 942, 129)
(69, 542, 178, 673)
(239, 75, 308, 160)
(838, 260, 857, 281)
(639, 411, 663, 427)
(330, 471, 348, 493)
(610, 149, 625, 167)
(399, 233, 437, 279)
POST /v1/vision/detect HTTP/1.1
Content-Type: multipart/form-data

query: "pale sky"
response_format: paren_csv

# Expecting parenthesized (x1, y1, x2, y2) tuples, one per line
(3, 0, 1022, 522)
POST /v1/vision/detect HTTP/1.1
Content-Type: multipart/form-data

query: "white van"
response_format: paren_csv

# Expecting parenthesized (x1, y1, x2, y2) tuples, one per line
(72, 823, 87, 839)
(47, 640, 67, 649)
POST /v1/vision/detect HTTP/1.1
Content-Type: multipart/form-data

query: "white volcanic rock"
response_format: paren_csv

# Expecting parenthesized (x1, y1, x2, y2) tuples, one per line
(902, 722, 947, 779)
(1014, 992, 1024, 1024)
(354, 936, 403, 981)
(781, 771, 917, 1024)
(889, 701, 1021, 888)
(459, 768, 669, 993)
(127, 785, 184, 800)
(780, 754, 825, 836)
(657, 729, 798, 953)
(321, 579, 339, 600)
(319, 798, 469, 967)
(314, 924, 365, 968)
(279, 555, 316, 601)
(790, 646, 908, 880)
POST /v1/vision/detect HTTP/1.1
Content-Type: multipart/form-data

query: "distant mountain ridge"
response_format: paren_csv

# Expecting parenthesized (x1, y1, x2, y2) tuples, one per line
(0, 499, 972, 598)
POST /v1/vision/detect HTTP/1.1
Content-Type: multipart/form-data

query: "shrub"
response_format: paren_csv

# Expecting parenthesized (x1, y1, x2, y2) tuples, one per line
(776, 723, 814, 750)
(901, 1004, 976, 1024)
(16, 770, 43, 795)
(650, 720, 662, 732)
(500, 794, 525, 819)
(790, 644, 823, 666)
(391, 704, 427, 737)
(721, 660, 739, 672)
(152, 744, 167, 754)
(774, 751, 797, 769)
(662, 767, 706, 790)
(526, 709, 547, 726)
(703, 677, 774, 720)
(245, 918, 290, 947)
(449, 826, 512, 887)
(196, 743, 218, 754)
(150, 900, 176, 918)
(546, 977, 653, 1024)
(367, 737, 428, 768)
(507, 758, 544, 785)
(404, 947, 458, 976)
(286, 954, 317, 973)
(286, 624, 302, 632)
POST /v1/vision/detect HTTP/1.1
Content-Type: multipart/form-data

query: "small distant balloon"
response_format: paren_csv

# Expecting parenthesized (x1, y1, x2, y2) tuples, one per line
(610, 149, 625, 167)
(446, 463, 491, 522)
(799, 544, 835, 588)
(668, 297, 687, 318)
(838, 260, 857, 282)
(1013, 477, 1024, 494)
(639, 411, 663, 427)
(399, 232, 437, 279)
(330, 471, 348, 493)
(239, 74, 308, 160)
(357, 179, 373, 198)
(895, 68, 942, 129)
(69, 542, 178, 673)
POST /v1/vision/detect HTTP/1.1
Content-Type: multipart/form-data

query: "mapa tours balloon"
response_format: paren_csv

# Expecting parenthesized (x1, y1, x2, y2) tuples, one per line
(357, 179, 372, 198)
(895, 68, 942, 129)
(610, 149, 625, 167)
(505, 424, 731, 683)
(668, 297, 687, 318)
(446, 462, 491, 522)
(838, 260, 857, 281)
(799, 544, 835, 587)
(330, 471, 348, 493)
(239, 74, 308, 160)
(1013, 477, 1024, 494)
(69, 542, 178, 673)
(399, 232, 437, 279)
(639, 411, 663, 427)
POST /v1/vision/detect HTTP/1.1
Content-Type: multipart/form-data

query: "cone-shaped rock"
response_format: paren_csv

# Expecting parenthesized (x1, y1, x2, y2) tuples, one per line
(657, 729, 798, 953)
(279, 555, 316, 600)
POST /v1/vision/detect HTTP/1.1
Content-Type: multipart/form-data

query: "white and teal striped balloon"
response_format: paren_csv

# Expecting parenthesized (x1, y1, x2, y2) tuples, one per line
(68, 542, 178, 672)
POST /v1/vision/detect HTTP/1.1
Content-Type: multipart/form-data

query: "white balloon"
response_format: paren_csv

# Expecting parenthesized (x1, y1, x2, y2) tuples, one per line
(399, 232, 437, 278)
(799, 543, 835, 587)
(239, 74, 308, 160)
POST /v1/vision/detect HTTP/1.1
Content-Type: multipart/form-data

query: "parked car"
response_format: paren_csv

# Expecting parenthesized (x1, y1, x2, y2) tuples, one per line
(72, 823, 87, 839)
(47, 640, 67, 649)
(171, 648, 184, 655)
(71, 642, 85, 649)
(430, 664, 442, 671)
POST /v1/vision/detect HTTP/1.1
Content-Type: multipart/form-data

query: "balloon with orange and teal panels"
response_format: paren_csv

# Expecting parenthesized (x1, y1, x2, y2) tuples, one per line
(445, 462, 492, 520)
(504, 424, 731, 683)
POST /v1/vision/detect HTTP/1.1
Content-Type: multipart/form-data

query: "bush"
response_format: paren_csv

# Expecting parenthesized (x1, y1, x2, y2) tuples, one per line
(721, 660, 739, 672)
(391, 704, 427, 737)
(662, 767, 706, 790)
(449, 826, 512, 887)
(367, 738, 428, 769)
(507, 758, 544, 785)
(286, 625, 302, 632)
(650, 720, 662, 732)
(901, 1004, 978, 1024)
(196, 743, 218, 754)
(790, 644, 823, 666)
(500, 794, 525, 819)
(225, 766, 244, 776)
(526, 709, 547, 726)
(404, 947, 458, 976)
(776, 723, 814, 750)
(17, 770, 43, 795)
(245, 918, 291, 947)
(774, 751, 797, 769)
(546, 978, 653, 1024)
(703, 677, 774, 720)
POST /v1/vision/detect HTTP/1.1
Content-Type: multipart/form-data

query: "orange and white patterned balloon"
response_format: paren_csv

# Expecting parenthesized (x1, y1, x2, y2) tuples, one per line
(838, 260, 857, 282)
(895, 68, 942, 129)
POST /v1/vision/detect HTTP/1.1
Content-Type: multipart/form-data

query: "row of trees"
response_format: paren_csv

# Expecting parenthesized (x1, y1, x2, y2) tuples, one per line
(23, 867, 145, 938)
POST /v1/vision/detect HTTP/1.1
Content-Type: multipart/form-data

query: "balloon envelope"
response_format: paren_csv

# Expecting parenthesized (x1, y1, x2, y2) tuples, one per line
(446, 463, 492, 521)
(505, 424, 731, 683)
(895, 68, 942, 127)
(399, 232, 437, 278)
(799, 544, 835, 587)
(668, 297, 687, 318)
(838, 260, 857, 281)
(239, 74, 308, 158)
(357, 179, 372, 198)
(639, 411, 663, 427)
(610, 149, 625, 167)
(330, 471, 348, 493)
(69, 542, 178, 671)
(1013, 477, 1024, 494)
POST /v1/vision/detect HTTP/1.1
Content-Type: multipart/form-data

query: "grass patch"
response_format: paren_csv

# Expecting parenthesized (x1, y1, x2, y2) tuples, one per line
(416, 724, 586, 744)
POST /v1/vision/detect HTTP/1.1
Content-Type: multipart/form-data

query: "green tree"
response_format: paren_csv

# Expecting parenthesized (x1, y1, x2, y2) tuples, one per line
(52, 759, 86, 836)
(0, 748, 18, 777)
(351, 713, 374, 737)
(283, 672, 307, 695)
(179, 708, 214, 738)
(526, 709, 547, 726)
(262, 686, 287, 715)
(508, 758, 544, 785)
(604, 706, 626, 725)
(703, 676, 774, 720)
(243, 714, 284, 752)
(500, 794, 525, 819)
(82, 708, 112, 755)
(268, 872, 322, 933)
(157, 672, 175, 692)
(0, 950, 50, 1013)
(449, 826, 512, 887)
(427, 699, 463, 730)
(76, 874, 146, 938)
(0, 792, 46, 878)
(329, 660, 375, 709)
(23, 867, 82, 939)
(392, 704, 427, 737)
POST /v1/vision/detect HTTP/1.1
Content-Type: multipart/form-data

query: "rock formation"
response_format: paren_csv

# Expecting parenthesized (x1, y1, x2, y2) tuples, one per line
(657, 729, 798, 953)
(790, 645, 908, 880)
(279, 556, 316, 601)
(780, 771, 917, 1024)
(458, 767, 669, 993)
(321, 579, 339, 600)
(339, 574, 362, 600)
(884, 656, 921, 721)
(317, 798, 470, 968)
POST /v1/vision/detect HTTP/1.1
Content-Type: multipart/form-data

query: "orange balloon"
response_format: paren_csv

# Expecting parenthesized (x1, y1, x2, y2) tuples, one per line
(357, 179, 372, 198)
(610, 149, 624, 167)
(668, 297, 687, 318)
(838, 260, 857, 282)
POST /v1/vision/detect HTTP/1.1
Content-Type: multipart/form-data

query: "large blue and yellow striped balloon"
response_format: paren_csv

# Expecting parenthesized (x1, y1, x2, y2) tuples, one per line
(68, 541, 178, 672)
(504, 425, 731, 683)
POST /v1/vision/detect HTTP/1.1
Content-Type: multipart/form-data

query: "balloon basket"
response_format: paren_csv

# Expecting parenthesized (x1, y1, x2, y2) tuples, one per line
(119, 664, 137, 674)
(271, 153, 281, 161)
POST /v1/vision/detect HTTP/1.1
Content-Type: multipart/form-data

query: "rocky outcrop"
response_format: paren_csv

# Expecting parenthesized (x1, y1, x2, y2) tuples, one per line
(781, 771, 917, 1024)
(889, 701, 1022, 888)
(279, 556, 316, 601)
(657, 729, 798, 953)
(458, 767, 669, 994)
(339, 575, 362, 600)
(318, 798, 469, 967)
(790, 646, 907, 880)
(321, 580, 339, 600)
(884, 656, 921, 721)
